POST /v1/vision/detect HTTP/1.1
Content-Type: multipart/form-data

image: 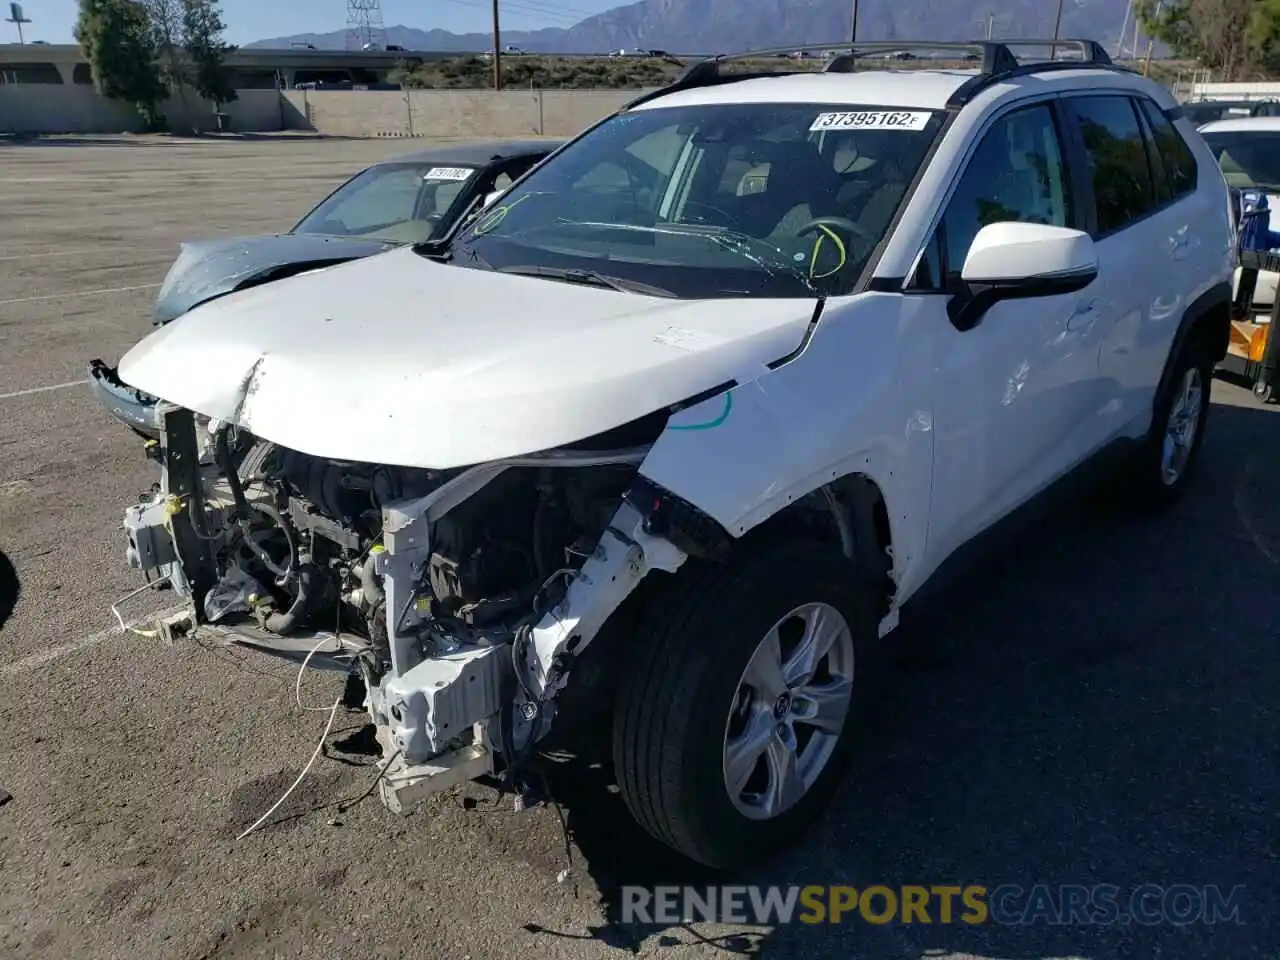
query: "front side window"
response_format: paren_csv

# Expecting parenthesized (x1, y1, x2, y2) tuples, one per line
(1201, 129, 1280, 192)
(448, 102, 944, 298)
(292, 163, 480, 243)
(938, 103, 1073, 280)
(1070, 95, 1159, 235)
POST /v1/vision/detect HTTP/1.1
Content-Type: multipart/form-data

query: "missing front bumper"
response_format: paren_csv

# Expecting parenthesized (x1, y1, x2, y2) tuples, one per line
(119, 404, 689, 817)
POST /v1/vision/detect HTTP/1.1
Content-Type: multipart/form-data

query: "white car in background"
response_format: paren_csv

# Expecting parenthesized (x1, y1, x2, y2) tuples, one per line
(1200, 115, 1280, 310)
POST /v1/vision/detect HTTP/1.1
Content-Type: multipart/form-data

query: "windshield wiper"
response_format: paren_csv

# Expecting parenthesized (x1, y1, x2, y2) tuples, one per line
(559, 220, 817, 292)
(497, 264, 675, 297)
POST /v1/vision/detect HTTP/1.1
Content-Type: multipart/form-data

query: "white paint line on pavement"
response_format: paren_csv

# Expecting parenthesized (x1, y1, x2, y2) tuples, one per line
(0, 177, 130, 184)
(0, 248, 157, 262)
(1, 604, 188, 677)
(0, 282, 160, 307)
(0, 379, 88, 401)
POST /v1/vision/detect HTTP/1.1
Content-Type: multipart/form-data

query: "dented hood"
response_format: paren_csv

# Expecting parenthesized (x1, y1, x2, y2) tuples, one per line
(119, 246, 815, 469)
(154, 234, 400, 324)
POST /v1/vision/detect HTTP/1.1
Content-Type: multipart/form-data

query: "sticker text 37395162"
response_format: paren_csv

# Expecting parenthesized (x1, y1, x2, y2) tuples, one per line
(809, 110, 933, 132)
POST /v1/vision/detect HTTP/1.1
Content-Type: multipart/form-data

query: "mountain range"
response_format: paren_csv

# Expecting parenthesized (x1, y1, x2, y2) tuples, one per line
(247, 0, 1146, 57)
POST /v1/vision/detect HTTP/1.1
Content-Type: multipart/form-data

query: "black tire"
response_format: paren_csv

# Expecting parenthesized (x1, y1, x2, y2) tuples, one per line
(1253, 379, 1273, 404)
(612, 537, 879, 870)
(1122, 332, 1214, 511)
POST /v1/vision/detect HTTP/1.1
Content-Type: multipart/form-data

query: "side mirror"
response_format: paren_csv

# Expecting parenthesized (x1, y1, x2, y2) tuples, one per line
(949, 222, 1098, 330)
(482, 189, 504, 208)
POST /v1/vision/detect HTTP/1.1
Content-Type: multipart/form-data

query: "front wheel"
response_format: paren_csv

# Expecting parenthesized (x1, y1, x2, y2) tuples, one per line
(1121, 333, 1213, 511)
(612, 538, 879, 870)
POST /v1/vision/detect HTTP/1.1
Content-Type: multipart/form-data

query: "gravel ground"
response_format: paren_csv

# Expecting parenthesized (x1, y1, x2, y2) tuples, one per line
(0, 136, 1276, 960)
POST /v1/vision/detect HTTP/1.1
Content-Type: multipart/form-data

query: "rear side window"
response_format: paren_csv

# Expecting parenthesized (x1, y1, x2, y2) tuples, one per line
(1138, 99, 1198, 198)
(1069, 95, 1159, 236)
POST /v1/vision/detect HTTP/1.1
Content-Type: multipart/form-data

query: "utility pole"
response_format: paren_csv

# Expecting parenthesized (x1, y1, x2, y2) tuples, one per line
(850, 0, 858, 43)
(492, 0, 502, 90)
(986, 12, 994, 39)
(1114, 0, 1134, 59)
(1050, 0, 1065, 60)
(1141, 0, 1162, 76)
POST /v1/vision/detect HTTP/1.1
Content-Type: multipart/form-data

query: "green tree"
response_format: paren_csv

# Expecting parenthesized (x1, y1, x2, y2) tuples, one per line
(1247, 0, 1280, 70)
(182, 0, 237, 105)
(1136, 0, 1280, 78)
(143, 0, 191, 126)
(142, 0, 236, 130)
(74, 0, 167, 128)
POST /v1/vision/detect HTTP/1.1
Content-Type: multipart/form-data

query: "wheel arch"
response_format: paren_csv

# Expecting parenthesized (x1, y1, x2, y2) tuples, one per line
(744, 472, 897, 622)
(553, 468, 900, 733)
(1157, 281, 1232, 405)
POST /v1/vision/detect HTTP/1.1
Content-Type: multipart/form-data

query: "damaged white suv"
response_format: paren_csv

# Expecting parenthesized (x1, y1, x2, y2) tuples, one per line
(113, 40, 1233, 869)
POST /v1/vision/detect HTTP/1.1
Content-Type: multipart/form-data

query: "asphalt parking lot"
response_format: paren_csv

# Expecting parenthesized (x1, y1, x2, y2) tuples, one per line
(0, 135, 1277, 960)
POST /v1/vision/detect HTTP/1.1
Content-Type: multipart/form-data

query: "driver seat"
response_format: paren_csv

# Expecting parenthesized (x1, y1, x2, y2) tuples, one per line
(760, 141, 846, 239)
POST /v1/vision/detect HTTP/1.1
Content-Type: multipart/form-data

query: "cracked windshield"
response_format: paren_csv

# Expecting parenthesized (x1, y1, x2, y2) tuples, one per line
(449, 102, 942, 298)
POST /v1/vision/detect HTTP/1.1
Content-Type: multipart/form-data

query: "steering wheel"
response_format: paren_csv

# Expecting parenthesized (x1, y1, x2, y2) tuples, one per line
(795, 216, 877, 280)
(796, 216, 877, 246)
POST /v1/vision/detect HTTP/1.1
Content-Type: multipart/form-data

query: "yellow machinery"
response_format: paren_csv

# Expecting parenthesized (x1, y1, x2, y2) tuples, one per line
(1227, 249, 1279, 403)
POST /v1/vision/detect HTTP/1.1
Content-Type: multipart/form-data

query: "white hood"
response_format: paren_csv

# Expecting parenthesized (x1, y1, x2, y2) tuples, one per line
(119, 245, 815, 469)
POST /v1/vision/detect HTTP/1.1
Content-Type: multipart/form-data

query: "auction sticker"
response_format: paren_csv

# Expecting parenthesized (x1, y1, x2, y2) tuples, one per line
(809, 110, 932, 131)
(424, 166, 474, 180)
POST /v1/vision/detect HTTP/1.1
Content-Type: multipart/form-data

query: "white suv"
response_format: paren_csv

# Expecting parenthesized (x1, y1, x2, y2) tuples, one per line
(114, 39, 1233, 870)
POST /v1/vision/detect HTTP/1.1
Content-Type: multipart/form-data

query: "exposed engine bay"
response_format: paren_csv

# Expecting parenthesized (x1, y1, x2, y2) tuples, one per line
(123, 404, 691, 812)
(196, 437, 638, 652)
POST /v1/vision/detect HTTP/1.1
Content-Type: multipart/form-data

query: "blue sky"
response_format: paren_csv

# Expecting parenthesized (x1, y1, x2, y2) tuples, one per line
(11, 0, 622, 45)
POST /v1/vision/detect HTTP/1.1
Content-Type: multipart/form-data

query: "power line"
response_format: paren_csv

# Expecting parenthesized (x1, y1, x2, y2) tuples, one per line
(435, 0, 594, 25)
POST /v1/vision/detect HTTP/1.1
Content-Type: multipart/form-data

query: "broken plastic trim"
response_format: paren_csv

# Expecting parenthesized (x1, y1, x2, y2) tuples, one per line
(87, 359, 161, 440)
(624, 475, 734, 562)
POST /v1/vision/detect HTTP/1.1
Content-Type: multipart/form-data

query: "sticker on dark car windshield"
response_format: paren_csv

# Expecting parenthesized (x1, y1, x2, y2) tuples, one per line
(809, 110, 932, 131)
(424, 166, 474, 181)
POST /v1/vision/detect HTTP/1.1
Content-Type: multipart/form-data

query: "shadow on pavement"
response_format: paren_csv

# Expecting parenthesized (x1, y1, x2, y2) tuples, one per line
(0, 551, 18, 632)
(527, 393, 1279, 959)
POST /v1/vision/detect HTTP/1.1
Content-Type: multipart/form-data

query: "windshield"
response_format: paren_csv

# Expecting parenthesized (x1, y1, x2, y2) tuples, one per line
(448, 102, 943, 298)
(292, 162, 480, 243)
(1202, 130, 1280, 192)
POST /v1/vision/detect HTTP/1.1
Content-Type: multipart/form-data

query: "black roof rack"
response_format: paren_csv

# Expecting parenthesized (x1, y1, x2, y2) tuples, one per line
(994, 38, 1112, 64)
(623, 38, 1117, 111)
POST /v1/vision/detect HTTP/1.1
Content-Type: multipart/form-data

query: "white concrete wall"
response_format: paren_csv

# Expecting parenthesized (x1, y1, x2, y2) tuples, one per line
(280, 89, 648, 138)
(0, 85, 283, 134)
(0, 84, 142, 134)
(0, 85, 643, 138)
(1190, 81, 1280, 101)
